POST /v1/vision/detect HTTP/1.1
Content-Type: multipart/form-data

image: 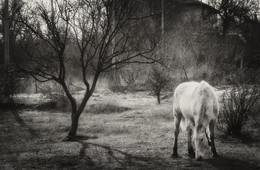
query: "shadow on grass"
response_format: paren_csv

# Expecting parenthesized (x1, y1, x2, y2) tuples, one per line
(18, 146, 260, 170)
(11, 109, 38, 138)
(17, 135, 172, 169)
(218, 133, 260, 146)
(204, 156, 260, 170)
(1, 98, 39, 138)
(18, 155, 81, 169)
(68, 137, 173, 169)
(240, 134, 260, 145)
(68, 137, 260, 169)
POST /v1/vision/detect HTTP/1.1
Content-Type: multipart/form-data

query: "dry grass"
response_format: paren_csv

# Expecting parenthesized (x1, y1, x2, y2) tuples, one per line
(0, 90, 260, 169)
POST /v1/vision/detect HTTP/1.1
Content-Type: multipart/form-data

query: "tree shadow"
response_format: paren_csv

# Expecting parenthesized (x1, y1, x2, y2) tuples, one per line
(11, 109, 38, 137)
(72, 137, 260, 169)
(2, 98, 39, 138)
(19, 155, 81, 169)
(70, 138, 173, 169)
(204, 156, 260, 170)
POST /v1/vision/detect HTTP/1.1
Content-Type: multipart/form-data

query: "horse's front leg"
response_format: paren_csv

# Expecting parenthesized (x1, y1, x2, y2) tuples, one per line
(209, 120, 218, 158)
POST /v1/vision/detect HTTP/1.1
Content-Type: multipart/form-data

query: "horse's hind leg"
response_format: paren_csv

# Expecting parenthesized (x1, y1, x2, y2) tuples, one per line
(209, 120, 218, 158)
(187, 125, 195, 158)
(172, 113, 181, 158)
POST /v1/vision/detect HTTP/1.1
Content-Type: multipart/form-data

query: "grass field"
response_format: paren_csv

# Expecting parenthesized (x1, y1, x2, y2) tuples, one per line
(0, 90, 260, 169)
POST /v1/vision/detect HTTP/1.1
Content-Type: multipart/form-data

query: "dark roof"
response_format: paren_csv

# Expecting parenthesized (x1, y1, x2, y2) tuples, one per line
(175, 0, 219, 13)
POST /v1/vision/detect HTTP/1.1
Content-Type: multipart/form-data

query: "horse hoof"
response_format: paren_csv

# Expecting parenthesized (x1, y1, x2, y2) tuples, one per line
(188, 153, 195, 158)
(213, 153, 219, 158)
(188, 149, 195, 158)
(196, 156, 202, 161)
(171, 154, 178, 159)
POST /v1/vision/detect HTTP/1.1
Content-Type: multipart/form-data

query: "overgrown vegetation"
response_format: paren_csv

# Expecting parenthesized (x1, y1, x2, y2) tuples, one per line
(218, 74, 260, 137)
(0, 0, 259, 145)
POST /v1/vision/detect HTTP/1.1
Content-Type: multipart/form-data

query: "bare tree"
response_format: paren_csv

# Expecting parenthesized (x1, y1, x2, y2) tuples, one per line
(147, 65, 170, 104)
(1, 0, 10, 97)
(209, 0, 258, 35)
(19, 0, 156, 139)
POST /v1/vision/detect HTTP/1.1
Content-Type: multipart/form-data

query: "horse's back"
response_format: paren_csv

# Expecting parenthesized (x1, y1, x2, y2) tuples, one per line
(192, 81, 219, 118)
(173, 81, 219, 120)
(173, 81, 200, 117)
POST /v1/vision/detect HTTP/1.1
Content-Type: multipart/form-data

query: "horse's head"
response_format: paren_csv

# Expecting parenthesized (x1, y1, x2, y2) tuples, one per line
(193, 129, 210, 160)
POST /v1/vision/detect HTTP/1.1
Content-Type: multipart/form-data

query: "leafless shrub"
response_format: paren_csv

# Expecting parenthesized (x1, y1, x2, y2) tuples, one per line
(121, 65, 142, 87)
(218, 83, 259, 137)
(109, 65, 146, 93)
(147, 66, 170, 104)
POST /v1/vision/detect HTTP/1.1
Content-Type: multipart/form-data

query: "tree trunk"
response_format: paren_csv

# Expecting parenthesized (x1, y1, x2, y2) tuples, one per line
(60, 81, 79, 139)
(65, 82, 96, 139)
(161, 0, 165, 38)
(182, 66, 189, 81)
(4, 0, 10, 97)
(222, 19, 229, 36)
(157, 92, 161, 104)
(35, 79, 38, 93)
(68, 112, 80, 138)
(62, 70, 100, 140)
(4, 0, 9, 66)
(64, 92, 91, 140)
(240, 55, 243, 69)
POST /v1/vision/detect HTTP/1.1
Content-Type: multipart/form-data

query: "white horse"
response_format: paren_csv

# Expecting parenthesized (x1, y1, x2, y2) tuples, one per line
(171, 81, 219, 160)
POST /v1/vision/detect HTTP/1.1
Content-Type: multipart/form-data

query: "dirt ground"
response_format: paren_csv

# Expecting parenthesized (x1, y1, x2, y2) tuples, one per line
(0, 89, 260, 169)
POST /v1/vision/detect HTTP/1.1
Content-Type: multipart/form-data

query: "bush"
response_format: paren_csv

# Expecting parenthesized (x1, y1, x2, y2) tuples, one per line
(218, 84, 259, 137)
(87, 103, 131, 114)
(109, 85, 128, 93)
(35, 94, 70, 112)
(147, 66, 170, 104)
(35, 82, 71, 111)
(35, 100, 57, 110)
(39, 82, 64, 96)
(109, 83, 147, 93)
